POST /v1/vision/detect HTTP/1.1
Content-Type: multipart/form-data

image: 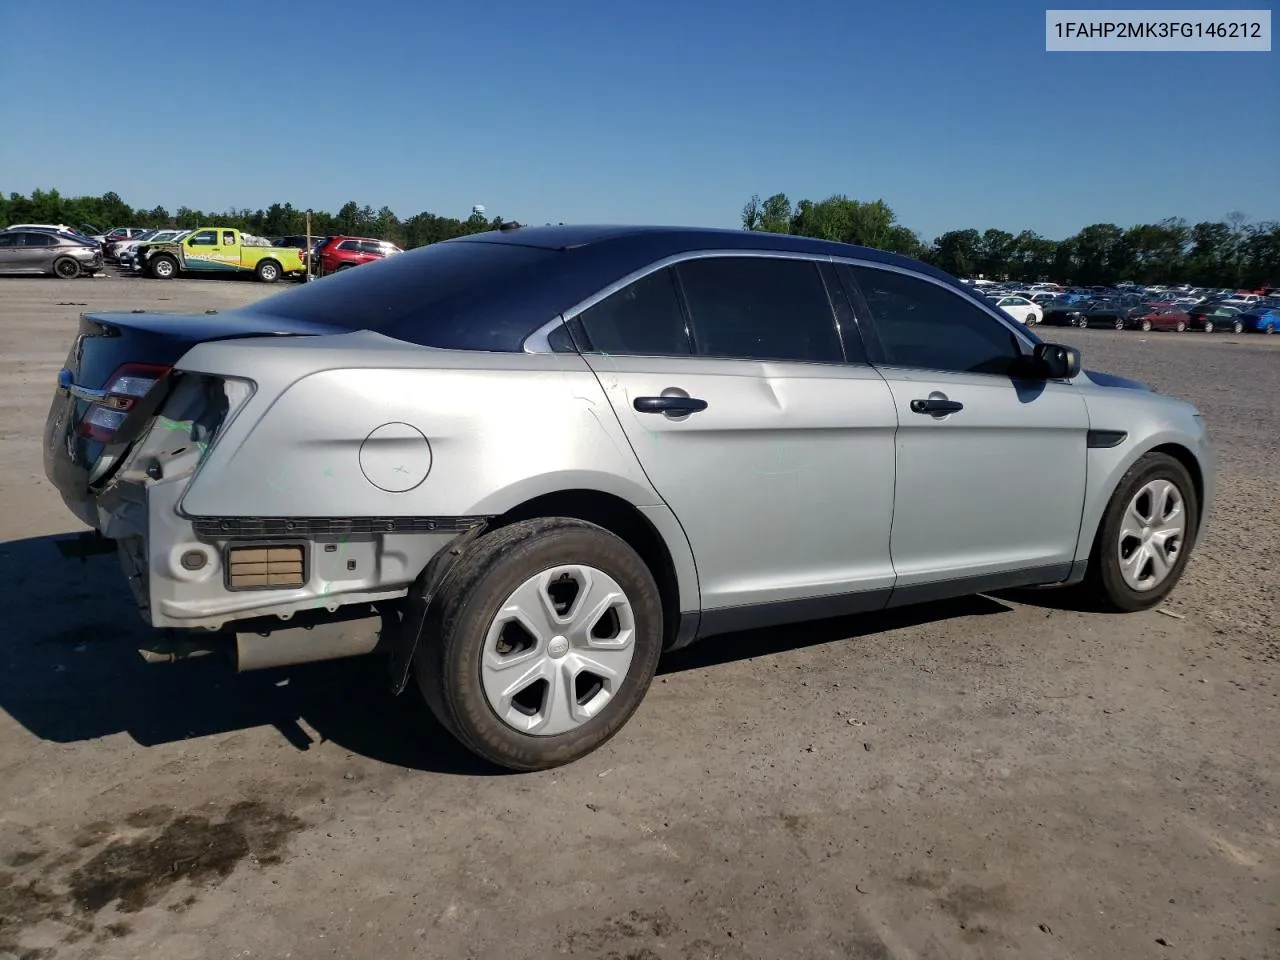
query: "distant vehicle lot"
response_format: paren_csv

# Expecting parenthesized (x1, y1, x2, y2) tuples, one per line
(0, 279, 1276, 960)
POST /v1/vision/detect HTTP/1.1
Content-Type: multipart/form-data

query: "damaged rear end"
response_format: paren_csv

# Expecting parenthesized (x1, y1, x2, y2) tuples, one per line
(42, 310, 401, 669)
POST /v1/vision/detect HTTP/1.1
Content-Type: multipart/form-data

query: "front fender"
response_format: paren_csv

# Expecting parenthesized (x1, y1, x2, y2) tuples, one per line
(1074, 423, 1215, 564)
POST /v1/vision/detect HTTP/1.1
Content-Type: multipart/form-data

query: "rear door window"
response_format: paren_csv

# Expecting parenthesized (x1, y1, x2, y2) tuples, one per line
(574, 267, 692, 356)
(676, 256, 844, 364)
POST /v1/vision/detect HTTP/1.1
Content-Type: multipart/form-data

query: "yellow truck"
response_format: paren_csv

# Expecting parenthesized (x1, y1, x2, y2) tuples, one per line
(143, 227, 306, 283)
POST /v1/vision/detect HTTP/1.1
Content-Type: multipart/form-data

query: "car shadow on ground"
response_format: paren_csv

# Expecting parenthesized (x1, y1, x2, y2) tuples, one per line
(0, 533, 1013, 776)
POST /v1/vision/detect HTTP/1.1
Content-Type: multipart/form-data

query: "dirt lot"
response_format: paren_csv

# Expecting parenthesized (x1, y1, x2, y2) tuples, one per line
(0, 275, 1276, 960)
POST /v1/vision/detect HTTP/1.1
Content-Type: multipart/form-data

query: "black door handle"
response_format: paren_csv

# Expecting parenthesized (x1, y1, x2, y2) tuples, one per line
(910, 398, 963, 415)
(634, 396, 708, 414)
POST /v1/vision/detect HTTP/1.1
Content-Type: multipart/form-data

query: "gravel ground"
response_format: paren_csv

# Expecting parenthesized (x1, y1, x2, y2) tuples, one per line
(0, 275, 1276, 960)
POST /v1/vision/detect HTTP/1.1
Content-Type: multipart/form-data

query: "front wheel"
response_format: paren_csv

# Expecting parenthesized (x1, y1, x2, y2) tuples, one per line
(1203, 321, 1214, 333)
(52, 257, 81, 279)
(150, 254, 178, 279)
(1140, 319, 1152, 332)
(1265, 321, 1275, 335)
(1114, 317, 1124, 330)
(414, 518, 664, 772)
(255, 259, 281, 283)
(1175, 320, 1186, 332)
(1231, 320, 1243, 335)
(1080, 452, 1199, 613)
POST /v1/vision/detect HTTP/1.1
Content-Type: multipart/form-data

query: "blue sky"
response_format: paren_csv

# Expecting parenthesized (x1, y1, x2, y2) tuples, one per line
(1, 0, 1276, 242)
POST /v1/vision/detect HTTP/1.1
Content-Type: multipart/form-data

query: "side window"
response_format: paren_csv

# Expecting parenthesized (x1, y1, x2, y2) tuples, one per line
(0, 234, 17, 248)
(222, 231, 236, 246)
(359, 241, 385, 255)
(189, 230, 217, 246)
(21, 233, 56, 246)
(546, 322, 577, 353)
(676, 256, 844, 363)
(848, 265, 1024, 376)
(338, 240, 361, 251)
(575, 267, 691, 356)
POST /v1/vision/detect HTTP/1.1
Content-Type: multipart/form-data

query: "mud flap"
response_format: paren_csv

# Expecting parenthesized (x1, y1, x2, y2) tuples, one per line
(386, 523, 489, 696)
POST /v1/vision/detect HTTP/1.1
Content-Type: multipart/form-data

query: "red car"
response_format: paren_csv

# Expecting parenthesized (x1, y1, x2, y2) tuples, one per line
(313, 236, 402, 275)
(1125, 303, 1191, 332)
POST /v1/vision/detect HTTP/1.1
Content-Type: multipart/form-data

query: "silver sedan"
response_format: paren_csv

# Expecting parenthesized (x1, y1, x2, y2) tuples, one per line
(0, 228, 103, 277)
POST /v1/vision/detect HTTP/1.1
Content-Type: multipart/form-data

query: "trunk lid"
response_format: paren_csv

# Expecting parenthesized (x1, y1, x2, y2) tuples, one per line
(43, 309, 341, 526)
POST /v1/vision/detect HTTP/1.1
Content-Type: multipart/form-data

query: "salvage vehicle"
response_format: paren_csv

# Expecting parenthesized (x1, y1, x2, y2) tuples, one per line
(144, 227, 305, 282)
(42, 225, 1216, 771)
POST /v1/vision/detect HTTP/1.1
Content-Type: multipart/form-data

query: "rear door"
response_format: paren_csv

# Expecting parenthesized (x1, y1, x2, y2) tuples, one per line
(841, 263, 1090, 598)
(572, 253, 899, 625)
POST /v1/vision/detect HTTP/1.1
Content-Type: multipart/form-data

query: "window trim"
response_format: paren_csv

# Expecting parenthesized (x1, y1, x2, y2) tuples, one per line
(522, 248, 887, 364)
(837, 259, 1040, 379)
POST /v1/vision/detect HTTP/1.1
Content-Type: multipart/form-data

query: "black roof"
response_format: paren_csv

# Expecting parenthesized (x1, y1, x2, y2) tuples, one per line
(455, 222, 949, 277)
(243, 224, 958, 352)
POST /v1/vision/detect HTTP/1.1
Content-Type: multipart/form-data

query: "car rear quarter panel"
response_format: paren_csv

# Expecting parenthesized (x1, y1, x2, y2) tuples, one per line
(173, 332, 700, 609)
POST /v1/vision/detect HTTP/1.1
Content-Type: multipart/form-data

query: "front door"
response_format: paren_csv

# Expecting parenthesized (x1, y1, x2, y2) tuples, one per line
(182, 229, 220, 270)
(571, 254, 900, 622)
(842, 263, 1090, 595)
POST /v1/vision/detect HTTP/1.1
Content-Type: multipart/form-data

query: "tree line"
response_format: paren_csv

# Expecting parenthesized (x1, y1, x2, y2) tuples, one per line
(0, 189, 509, 251)
(743, 192, 1279, 289)
(2, 188, 1275, 289)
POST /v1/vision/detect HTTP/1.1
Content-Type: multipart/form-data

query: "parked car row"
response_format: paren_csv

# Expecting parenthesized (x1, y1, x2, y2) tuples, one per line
(978, 283, 1278, 335)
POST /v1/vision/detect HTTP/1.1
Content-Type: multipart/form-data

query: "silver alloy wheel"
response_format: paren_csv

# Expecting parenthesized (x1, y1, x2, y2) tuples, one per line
(481, 564, 636, 735)
(260, 262, 279, 281)
(1117, 478, 1185, 592)
(153, 258, 174, 278)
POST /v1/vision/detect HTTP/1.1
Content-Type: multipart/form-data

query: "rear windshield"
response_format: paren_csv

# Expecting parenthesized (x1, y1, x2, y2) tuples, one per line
(241, 239, 559, 336)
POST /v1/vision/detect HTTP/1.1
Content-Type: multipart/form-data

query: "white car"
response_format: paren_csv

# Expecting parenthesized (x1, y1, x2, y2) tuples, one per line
(994, 294, 1043, 325)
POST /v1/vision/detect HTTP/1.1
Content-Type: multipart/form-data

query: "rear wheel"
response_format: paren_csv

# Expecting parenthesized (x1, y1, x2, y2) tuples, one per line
(150, 254, 178, 280)
(1080, 452, 1199, 613)
(414, 518, 664, 771)
(1203, 321, 1214, 333)
(335, 262, 355, 271)
(1114, 317, 1124, 330)
(1140, 319, 1152, 332)
(255, 259, 281, 283)
(1231, 320, 1243, 334)
(52, 257, 81, 279)
(1175, 320, 1186, 332)
(1266, 321, 1275, 335)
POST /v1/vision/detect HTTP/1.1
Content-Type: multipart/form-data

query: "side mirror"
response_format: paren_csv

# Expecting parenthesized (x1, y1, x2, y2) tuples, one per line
(1032, 342, 1081, 380)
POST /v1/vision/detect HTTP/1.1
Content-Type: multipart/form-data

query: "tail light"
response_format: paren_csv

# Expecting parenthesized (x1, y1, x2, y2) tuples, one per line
(76, 363, 171, 443)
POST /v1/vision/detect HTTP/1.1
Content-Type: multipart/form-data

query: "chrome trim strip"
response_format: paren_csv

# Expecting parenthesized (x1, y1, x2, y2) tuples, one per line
(521, 247, 1036, 355)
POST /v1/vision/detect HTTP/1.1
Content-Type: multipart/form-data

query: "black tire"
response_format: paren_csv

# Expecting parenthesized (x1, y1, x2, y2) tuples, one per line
(413, 517, 664, 772)
(52, 257, 81, 279)
(150, 254, 178, 280)
(1140, 319, 1152, 332)
(255, 259, 281, 283)
(1079, 452, 1199, 613)
(1231, 320, 1243, 335)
